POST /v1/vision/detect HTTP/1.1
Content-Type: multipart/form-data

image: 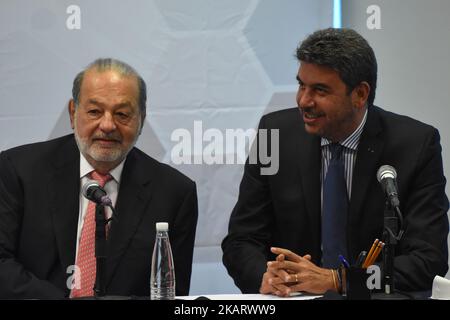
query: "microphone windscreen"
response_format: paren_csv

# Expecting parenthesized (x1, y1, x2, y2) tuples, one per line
(81, 180, 101, 198)
(377, 165, 397, 182)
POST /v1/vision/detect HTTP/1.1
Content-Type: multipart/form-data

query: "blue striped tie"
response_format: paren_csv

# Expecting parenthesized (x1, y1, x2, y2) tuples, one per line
(322, 143, 348, 268)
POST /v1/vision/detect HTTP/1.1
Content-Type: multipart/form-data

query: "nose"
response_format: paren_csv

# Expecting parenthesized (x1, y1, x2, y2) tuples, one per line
(297, 87, 315, 109)
(98, 112, 117, 133)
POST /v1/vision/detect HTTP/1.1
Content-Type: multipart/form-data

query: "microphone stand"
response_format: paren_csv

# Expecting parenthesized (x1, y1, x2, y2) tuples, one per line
(372, 201, 408, 300)
(93, 204, 130, 300)
(382, 200, 397, 295)
(94, 203, 107, 298)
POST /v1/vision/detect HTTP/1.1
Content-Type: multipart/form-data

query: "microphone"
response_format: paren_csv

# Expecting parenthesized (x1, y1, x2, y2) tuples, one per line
(376, 165, 400, 208)
(376, 165, 405, 298)
(82, 181, 112, 206)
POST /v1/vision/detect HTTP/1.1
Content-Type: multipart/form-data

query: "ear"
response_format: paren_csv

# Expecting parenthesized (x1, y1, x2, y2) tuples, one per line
(139, 112, 146, 135)
(351, 81, 370, 109)
(68, 99, 76, 129)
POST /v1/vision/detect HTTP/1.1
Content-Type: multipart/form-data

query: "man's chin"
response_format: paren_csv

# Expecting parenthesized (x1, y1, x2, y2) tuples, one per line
(304, 124, 322, 136)
(87, 150, 124, 163)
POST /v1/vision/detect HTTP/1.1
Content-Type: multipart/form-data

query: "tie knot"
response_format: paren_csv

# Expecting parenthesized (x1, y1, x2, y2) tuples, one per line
(90, 170, 112, 187)
(329, 143, 343, 160)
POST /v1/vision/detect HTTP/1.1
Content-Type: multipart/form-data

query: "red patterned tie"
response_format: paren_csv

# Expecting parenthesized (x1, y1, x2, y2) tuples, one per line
(71, 171, 112, 298)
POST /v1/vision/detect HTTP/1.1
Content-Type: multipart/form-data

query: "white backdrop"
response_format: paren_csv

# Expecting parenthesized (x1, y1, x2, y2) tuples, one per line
(1, 0, 448, 296)
(0, 0, 334, 294)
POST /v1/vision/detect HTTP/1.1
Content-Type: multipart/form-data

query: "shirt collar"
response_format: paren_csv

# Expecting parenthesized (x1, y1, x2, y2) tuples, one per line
(79, 152, 125, 184)
(321, 108, 368, 151)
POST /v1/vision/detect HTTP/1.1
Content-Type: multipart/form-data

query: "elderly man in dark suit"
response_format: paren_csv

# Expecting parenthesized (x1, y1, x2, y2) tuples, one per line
(0, 58, 198, 299)
(222, 28, 449, 296)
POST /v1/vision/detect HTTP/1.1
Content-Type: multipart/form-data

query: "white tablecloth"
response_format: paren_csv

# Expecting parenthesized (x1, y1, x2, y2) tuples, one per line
(177, 293, 321, 300)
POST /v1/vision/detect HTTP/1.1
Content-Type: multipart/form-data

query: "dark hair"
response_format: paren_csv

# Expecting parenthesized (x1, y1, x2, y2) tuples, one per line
(72, 58, 147, 121)
(296, 28, 377, 106)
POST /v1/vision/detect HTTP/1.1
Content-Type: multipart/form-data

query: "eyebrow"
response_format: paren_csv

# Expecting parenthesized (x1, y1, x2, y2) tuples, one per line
(312, 83, 331, 91)
(296, 76, 331, 90)
(87, 99, 103, 107)
(115, 102, 133, 109)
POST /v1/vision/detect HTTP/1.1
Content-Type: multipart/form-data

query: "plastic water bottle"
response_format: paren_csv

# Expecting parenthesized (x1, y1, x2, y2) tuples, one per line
(150, 222, 176, 300)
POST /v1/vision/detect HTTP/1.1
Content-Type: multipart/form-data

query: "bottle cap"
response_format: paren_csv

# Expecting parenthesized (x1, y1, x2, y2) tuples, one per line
(156, 222, 169, 231)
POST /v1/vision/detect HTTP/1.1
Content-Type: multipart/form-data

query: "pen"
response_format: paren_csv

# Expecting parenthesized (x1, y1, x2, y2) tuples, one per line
(355, 250, 367, 267)
(366, 241, 384, 266)
(338, 254, 350, 268)
(362, 238, 379, 268)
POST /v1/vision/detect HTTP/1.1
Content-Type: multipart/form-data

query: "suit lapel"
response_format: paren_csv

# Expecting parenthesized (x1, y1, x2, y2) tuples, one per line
(49, 136, 80, 272)
(105, 149, 154, 286)
(349, 107, 384, 237)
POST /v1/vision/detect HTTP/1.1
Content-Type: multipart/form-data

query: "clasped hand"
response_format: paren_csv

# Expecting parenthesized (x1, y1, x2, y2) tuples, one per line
(259, 247, 335, 297)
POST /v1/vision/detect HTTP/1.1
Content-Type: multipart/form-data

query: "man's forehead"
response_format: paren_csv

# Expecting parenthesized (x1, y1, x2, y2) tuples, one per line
(80, 70, 139, 93)
(298, 62, 342, 85)
(78, 70, 139, 105)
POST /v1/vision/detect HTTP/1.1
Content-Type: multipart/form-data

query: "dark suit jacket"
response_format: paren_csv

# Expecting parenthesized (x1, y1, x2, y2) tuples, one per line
(222, 106, 449, 293)
(0, 134, 198, 299)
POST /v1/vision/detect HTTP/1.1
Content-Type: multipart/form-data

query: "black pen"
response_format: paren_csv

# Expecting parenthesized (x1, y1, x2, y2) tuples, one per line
(355, 250, 367, 267)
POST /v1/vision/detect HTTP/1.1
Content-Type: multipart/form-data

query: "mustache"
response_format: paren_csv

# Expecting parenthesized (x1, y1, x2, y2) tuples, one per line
(300, 107, 324, 117)
(92, 133, 122, 142)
